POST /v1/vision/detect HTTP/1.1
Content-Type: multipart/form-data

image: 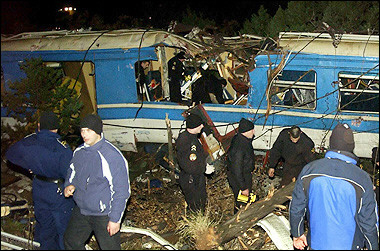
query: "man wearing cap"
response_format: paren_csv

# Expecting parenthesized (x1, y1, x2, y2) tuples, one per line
(168, 51, 186, 103)
(267, 125, 315, 187)
(63, 114, 130, 250)
(176, 113, 215, 212)
(226, 118, 256, 214)
(5, 111, 74, 250)
(290, 123, 379, 250)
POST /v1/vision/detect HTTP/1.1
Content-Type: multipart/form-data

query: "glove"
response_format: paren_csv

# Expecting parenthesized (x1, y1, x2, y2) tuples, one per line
(205, 163, 215, 174)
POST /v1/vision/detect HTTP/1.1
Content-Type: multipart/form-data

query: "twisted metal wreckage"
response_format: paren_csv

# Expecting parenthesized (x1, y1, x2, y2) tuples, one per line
(1, 25, 379, 249)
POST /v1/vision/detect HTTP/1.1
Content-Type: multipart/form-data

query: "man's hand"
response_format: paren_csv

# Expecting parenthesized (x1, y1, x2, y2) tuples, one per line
(293, 234, 308, 250)
(268, 167, 275, 178)
(107, 221, 120, 236)
(241, 189, 249, 196)
(205, 163, 215, 174)
(64, 185, 76, 197)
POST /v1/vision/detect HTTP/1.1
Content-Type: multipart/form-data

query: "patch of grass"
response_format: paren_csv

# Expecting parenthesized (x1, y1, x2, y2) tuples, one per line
(176, 206, 221, 250)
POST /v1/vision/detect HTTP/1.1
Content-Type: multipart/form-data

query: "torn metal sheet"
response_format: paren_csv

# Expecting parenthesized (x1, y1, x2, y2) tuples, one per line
(255, 212, 293, 250)
(278, 32, 379, 57)
(120, 225, 177, 250)
(1, 29, 206, 54)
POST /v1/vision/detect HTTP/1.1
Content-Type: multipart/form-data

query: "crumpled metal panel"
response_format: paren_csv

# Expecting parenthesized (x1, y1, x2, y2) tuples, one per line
(256, 212, 293, 250)
(1, 29, 206, 54)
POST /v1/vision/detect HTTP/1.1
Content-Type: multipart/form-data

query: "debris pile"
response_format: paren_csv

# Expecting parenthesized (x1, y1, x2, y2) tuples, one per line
(2, 148, 287, 250)
(120, 149, 284, 250)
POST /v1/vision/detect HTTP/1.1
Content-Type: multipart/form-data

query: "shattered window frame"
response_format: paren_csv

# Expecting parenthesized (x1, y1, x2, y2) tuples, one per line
(338, 72, 379, 113)
(270, 70, 317, 110)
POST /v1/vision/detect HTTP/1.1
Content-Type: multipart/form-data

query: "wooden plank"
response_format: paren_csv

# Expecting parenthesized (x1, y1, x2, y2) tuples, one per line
(216, 182, 295, 245)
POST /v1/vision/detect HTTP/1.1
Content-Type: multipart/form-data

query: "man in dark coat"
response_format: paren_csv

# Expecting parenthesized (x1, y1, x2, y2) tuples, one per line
(5, 111, 74, 250)
(168, 51, 186, 103)
(226, 118, 255, 214)
(176, 113, 215, 212)
(290, 123, 378, 250)
(268, 125, 315, 187)
(192, 69, 226, 104)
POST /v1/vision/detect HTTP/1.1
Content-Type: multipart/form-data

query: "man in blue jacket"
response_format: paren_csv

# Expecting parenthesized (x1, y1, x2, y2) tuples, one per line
(63, 114, 130, 250)
(5, 111, 74, 250)
(290, 123, 379, 250)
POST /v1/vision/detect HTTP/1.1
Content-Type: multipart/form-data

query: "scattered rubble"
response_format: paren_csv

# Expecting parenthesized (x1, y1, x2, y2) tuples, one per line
(2, 147, 286, 250)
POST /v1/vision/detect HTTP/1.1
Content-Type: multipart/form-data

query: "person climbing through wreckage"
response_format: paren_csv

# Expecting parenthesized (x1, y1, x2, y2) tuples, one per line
(63, 114, 130, 250)
(5, 111, 75, 250)
(226, 118, 257, 214)
(289, 123, 379, 250)
(267, 125, 315, 187)
(191, 67, 227, 105)
(176, 113, 215, 213)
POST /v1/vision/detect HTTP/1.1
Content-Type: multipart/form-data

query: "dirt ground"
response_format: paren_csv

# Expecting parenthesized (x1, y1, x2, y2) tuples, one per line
(1, 145, 290, 250)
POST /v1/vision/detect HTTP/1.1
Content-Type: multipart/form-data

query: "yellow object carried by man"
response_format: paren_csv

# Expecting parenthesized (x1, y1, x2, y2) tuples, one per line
(237, 190, 257, 204)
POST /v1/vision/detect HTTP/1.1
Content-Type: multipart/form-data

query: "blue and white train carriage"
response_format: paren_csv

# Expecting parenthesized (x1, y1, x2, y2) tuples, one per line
(1, 30, 378, 158)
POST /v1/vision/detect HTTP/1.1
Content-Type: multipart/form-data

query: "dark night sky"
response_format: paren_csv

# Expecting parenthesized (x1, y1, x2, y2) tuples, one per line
(1, 1, 289, 34)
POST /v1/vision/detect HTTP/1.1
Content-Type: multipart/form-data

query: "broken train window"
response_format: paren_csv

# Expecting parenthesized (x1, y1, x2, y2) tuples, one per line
(270, 70, 316, 109)
(338, 72, 379, 113)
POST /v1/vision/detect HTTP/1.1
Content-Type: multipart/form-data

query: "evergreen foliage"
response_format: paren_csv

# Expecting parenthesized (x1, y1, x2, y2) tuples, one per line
(1, 58, 83, 150)
(241, 1, 379, 38)
(181, 7, 217, 29)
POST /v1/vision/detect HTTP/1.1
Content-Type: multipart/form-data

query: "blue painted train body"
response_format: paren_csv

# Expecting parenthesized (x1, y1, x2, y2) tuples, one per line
(1, 30, 378, 157)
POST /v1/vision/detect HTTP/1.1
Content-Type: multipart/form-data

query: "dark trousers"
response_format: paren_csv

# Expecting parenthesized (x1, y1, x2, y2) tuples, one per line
(227, 170, 253, 214)
(33, 206, 73, 250)
(280, 164, 305, 186)
(64, 206, 121, 250)
(178, 173, 207, 212)
(169, 79, 182, 102)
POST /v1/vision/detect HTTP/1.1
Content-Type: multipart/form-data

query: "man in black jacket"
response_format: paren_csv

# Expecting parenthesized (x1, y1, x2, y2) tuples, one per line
(176, 113, 215, 213)
(192, 69, 226, 104)
(168, 51, 186, 103)
(226, 118, 255, 214)
(268, 125, 315, 187)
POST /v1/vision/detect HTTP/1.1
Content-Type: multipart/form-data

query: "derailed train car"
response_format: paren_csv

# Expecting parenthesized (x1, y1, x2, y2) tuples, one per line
(1, 29, 378, 158)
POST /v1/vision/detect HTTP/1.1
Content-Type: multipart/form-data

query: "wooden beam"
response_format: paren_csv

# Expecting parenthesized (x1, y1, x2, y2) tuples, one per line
(216, 182, 295, 245)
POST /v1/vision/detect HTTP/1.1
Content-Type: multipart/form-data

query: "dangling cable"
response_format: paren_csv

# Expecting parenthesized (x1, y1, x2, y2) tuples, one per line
(70, 30, 110, 96)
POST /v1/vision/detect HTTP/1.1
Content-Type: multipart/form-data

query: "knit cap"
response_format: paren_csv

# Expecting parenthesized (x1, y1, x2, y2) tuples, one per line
(39, 111, 59, 130)
(186, 114, 203, 129)
(238, 118, 254, 133)
(80, 114, 103, 135)
(329, 123, 355, 153)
